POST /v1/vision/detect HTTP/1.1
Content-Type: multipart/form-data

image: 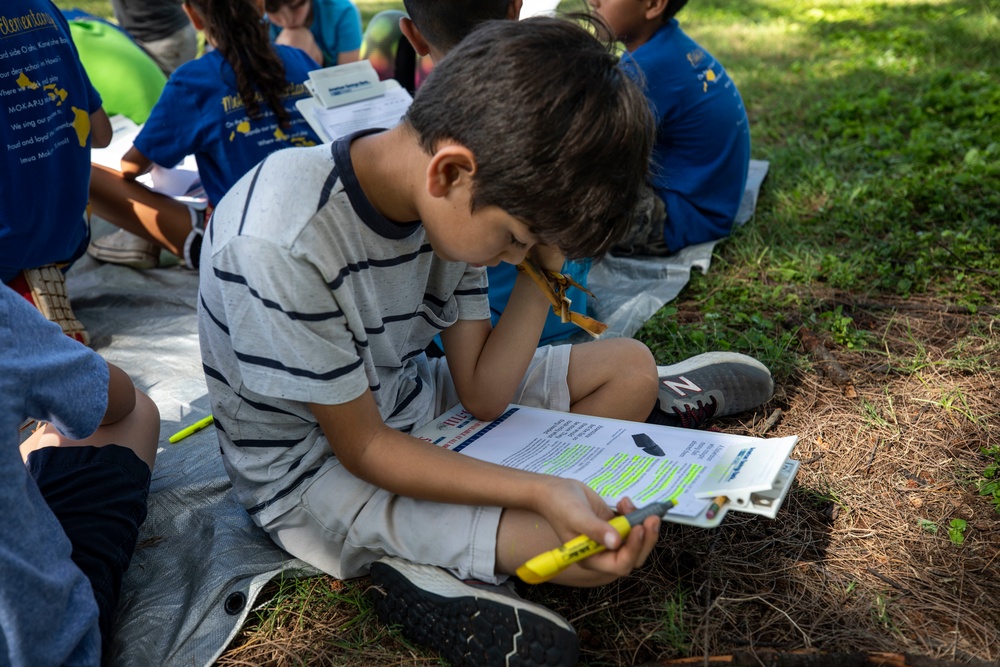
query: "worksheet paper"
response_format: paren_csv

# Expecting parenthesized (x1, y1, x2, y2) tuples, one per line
(91, 114, 205, 205)
(412, 405, 799, 528)
(296, 82, 412, 142)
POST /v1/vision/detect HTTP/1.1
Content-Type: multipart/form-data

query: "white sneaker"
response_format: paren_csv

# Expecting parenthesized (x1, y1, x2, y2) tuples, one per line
(87, 229, 160, 269)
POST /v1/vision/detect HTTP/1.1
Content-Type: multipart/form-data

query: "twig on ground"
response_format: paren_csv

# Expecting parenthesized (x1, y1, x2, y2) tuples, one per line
(758, 408, 783, 435)
(864, 437, 881, 476)
(794, 324, 857, 397)
(866, 567, 910, 593)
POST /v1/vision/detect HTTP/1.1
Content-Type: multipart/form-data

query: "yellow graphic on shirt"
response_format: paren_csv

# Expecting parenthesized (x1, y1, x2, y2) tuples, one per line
(702, 68, 717, 92)
(16, 72, 39, 90)
(278, 126, 316, 147)
(71, 106, 91, 147)
(686, 49, 720, 92)
(229, 120, 252, 141)
(44, 83, 68, 105)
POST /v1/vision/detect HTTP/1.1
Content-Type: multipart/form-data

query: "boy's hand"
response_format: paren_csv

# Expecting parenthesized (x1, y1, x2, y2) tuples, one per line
(534, 480, 661, 585)
(527, 243, 565, 274)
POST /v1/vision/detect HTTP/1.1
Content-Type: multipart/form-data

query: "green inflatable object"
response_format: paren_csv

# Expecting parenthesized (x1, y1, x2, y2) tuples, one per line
(68, 19, 167, 124)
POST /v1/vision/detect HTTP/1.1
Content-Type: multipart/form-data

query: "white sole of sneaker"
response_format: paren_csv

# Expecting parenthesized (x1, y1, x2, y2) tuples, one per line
(87, 245, 159, 269)
(656, 351, 770, 377)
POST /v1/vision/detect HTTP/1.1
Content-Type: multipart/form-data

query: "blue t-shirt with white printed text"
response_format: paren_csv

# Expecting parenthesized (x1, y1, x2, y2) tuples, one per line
(0, 0, 103, 282)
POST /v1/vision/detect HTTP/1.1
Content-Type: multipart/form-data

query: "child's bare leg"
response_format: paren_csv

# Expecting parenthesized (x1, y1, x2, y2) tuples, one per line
(20, 388, 160, 470)
(90, 164, 193, 258)
(495, 505, 659, 587)
(566, 337, 658, 421)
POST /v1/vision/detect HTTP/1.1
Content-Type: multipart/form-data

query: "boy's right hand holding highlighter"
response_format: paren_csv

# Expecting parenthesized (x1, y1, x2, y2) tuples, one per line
(517, 481, 663, 586)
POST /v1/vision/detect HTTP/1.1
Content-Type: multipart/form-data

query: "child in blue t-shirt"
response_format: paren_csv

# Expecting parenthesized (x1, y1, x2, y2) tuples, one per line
(87, 0, 322, 271)
(266, 0, 363, 66)
(1, 0, 113, 346)
(1, 282, 160, 666)
(592, 0, 751, 256)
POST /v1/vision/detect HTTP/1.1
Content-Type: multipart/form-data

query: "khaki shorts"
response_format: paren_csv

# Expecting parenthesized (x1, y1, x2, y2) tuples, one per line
(263, 344, 572, 583)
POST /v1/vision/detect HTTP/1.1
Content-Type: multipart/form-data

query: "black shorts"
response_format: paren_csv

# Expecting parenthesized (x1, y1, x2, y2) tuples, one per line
(26, 444, 151, 657)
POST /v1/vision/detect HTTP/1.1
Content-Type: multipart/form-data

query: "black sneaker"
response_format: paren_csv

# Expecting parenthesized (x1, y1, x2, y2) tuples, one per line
(650, 352, 774, 429)
(369, 557, 579, 667)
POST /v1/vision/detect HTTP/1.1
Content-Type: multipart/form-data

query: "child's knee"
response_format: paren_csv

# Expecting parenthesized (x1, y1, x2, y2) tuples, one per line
(123, 389, 160, 470)
(621, 338, 658, 397)
(608, 338, 656, 379)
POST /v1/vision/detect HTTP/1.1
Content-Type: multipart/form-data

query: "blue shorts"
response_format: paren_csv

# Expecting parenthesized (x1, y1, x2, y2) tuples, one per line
(26, 444, 151, 656)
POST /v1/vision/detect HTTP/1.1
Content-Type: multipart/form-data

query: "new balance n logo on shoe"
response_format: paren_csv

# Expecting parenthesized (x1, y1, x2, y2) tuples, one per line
(661, 375, 702, 397)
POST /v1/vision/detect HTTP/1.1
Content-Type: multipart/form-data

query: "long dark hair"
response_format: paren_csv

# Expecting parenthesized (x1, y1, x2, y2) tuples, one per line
(188, 0, 292, 127)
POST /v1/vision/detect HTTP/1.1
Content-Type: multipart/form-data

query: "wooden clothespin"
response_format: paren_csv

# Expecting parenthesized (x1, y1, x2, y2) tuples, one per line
(516, 257, 608, 338)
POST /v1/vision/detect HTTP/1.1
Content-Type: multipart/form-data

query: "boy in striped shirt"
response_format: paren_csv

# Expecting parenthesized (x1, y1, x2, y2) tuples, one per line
(199, 16, 659, 667)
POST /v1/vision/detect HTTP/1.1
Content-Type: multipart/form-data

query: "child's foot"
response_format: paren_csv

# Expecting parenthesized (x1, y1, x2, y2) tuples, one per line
(370, 557, 578, 667)
(648, 352, 775, 429)
(7, 265, 90, 345)
(87, 229, 161, 269)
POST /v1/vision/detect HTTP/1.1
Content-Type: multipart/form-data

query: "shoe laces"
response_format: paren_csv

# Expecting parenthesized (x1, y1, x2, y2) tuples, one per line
(671, 396, 719, 429)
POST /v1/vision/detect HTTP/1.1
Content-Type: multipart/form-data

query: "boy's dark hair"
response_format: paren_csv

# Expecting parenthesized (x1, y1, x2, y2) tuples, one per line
(188, 0, 292, 127)
(664, 0, 689, 21)
(402, 0, 511, 53)
(406, 16, 654, 259)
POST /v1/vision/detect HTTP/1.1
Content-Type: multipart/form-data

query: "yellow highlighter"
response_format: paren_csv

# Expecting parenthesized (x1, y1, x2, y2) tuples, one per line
(168, 414, 215, 444)
(516, 500, 675, 585)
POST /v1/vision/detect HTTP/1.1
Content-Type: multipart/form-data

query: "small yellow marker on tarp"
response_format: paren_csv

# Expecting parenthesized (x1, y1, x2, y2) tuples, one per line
(168, 414, 215, 444)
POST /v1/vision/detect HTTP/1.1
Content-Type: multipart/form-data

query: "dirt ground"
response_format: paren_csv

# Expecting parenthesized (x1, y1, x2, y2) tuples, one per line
(530, 294, 1000, 666)
(219, 294, 999, 666)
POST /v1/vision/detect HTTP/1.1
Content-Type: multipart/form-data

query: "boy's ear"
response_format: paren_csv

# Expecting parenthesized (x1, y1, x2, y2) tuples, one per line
(181, 2, 205, 31)
(645, 0, 670, 21)
(508, 0, 523, 20)
(425, 144, 477, 198)
(399, 16, 432, 57)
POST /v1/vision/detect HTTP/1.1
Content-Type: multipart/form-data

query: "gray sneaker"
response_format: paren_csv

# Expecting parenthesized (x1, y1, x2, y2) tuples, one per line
(652, 352, 774, 429)
(87, 229, 160, 269)
(370, 557, 579, 667)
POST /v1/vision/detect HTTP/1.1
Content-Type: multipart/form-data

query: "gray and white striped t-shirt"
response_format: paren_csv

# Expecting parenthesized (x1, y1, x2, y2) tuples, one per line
(198, 133, 490, 525)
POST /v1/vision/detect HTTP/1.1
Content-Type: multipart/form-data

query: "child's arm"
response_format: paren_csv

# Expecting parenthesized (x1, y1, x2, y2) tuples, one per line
(310, 390, 656, 581)
(440, 245, 565, 420)
(274, 27, 323, 67)
(120, 145, 154, 181)
(91, 107, 112, 149)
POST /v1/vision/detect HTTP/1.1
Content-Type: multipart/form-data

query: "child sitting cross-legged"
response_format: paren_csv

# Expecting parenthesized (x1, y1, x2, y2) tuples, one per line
(87, 0, 321, 272)
(199, 15, 661, 667)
